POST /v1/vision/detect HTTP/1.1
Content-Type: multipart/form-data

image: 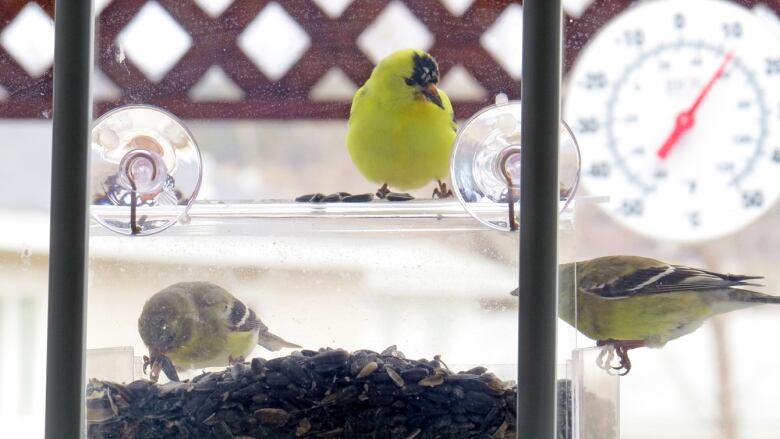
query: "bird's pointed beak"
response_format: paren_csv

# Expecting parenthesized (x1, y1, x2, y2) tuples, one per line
(421, 83, 444, 109)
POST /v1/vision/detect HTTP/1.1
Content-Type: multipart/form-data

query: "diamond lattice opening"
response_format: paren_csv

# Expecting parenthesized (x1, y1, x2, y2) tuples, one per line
(309, 68, 359, 101)
(440, 0, 475, 17)
(116, 1, 193, 82)
(238, 2, 311, 81)
(439, 65, 488, 101)
(357, 1, 434, 64)
(312, 0, 354, 18)
(95, 0, 113, 15)
(94, 69, 122, 101)
(189, 66, 245, 102)
(481, 4, 523, 80)
(193, 0, 234, 18)
(563, 0, 595, 18)
(0, 3, 55, 77)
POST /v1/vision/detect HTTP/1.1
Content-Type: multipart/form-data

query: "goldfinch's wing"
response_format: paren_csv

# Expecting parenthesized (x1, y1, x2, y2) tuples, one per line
(348, 85, 367, 120)
(439, 88, 458, 133)
(257, 331, 301, 351)
(227, 299, 268, 333)
(228, 298, 300, 350)
(585, 263, 763, 299)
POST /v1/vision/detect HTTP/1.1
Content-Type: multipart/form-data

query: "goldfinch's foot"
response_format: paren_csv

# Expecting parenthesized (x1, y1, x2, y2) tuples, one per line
(595, 344, 616, 371)
(432, 180, 453, 199)
(613, 346, 633, 376)
(596, 339, 644, 376)
(376, 183, 390, 199)
(143, 354, 179, 382)
(143, 355, 152, 376)
(143, 354, 164, 382)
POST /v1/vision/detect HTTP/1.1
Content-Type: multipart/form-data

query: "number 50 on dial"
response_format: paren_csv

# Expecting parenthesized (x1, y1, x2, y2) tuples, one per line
(564, 0, 780, 242)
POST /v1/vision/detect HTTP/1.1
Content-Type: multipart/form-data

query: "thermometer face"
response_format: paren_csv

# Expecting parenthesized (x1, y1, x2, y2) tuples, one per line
(564, 0, 780, 242)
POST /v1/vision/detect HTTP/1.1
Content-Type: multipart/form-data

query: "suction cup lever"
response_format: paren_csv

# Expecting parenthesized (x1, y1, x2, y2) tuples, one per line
(90, 105, 202, 236)
(450, 98, 581, 232)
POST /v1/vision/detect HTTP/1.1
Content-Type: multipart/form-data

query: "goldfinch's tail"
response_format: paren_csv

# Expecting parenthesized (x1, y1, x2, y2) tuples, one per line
(258, 331, 301, 351)
(745, 295, 780, 304)
(727, 289, 780, 305)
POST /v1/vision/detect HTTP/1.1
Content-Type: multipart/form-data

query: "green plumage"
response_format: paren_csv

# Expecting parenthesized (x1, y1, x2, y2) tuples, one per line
(138, 282, 300, 379)
(557, 256, 779, 348)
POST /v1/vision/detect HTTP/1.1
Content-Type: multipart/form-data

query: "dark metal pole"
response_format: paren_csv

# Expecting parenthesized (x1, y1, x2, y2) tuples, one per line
(45, 0, 93, 437)
(518, 0, 562, 437)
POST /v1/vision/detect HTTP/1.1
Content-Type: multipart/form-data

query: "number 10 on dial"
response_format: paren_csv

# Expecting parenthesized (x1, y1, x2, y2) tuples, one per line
(564, 0, 780, 242)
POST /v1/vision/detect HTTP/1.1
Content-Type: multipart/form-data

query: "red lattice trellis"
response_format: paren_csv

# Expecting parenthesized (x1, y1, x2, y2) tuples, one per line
(1, 0, 775, 120)
(0, 0, 55, 117)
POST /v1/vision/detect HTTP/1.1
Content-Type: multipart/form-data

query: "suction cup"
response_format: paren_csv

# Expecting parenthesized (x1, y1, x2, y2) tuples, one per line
(90, 105, 202, 236)
(450, 97, 580, 231)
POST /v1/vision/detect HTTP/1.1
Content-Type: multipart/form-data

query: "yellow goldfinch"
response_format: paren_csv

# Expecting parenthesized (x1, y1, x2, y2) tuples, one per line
(347, 48, 457, 199)
(138, 282, 300, 381)
(513, 256, 779, 374)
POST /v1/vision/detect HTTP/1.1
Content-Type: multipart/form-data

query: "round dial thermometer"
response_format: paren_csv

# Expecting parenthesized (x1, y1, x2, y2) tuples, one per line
(564, 0, 780, 242)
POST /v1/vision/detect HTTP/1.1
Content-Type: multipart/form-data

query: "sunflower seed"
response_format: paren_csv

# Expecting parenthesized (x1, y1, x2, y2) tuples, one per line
(385, 366, 405, 388)
(386, 192, 414, 201)
(294, 193, 325, 202)
(321, 193, 342, 202)
(342, 193, 374, 202)
(356, 361, 378, 379)
(254, 408, 289, 426)
(84, 349, 547, 438)
(295, 417, 311, 436)
(418, 372, 445, 387)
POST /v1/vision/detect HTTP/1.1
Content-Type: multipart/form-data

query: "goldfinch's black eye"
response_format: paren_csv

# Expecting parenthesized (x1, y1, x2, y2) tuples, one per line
(405, 77, 415, 86)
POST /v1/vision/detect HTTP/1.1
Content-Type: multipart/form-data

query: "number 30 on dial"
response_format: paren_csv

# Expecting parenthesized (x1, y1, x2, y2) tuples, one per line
(564, 0, 780, 242)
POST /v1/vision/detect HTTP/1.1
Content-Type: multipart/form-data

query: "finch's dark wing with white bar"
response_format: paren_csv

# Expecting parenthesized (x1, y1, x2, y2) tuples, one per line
(227, 299, 268, 333)
(507, 256, 764, 299)
(587, 264, 763, 299)
(228, 297, 301, 351)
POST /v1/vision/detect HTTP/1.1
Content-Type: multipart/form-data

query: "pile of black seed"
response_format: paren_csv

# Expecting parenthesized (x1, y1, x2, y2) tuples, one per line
(294, 192, 415, 202)
(87, 347, 571, 438)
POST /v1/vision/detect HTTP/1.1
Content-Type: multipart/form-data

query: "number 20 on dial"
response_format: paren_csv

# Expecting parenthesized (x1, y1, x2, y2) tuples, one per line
(564, 0, 780, 242)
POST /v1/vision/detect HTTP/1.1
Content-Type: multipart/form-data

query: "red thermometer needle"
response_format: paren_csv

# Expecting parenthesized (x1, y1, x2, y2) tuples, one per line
(656, 50, 735, 159)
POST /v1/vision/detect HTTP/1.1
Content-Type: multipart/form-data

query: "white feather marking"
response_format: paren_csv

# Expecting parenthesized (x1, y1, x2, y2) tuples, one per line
(230, 301, 251, 328)
(629, 265, 675, 291)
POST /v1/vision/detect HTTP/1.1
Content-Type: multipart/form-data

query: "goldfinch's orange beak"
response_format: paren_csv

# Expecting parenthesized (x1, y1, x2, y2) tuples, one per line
(421, 83, 444, 109)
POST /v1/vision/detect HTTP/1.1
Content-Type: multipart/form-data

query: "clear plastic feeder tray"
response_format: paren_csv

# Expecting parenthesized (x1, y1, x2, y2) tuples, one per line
(84, 104, 615, 438)
(85, 199, 618, 438)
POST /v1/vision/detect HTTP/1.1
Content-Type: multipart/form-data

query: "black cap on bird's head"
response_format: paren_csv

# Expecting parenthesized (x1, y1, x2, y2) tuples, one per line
(405, 52, 444, 109)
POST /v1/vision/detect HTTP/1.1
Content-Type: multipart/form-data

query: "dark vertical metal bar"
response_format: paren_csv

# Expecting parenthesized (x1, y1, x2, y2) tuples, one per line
(518, 0, 562, 438)
(46, 0, 93, 437)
